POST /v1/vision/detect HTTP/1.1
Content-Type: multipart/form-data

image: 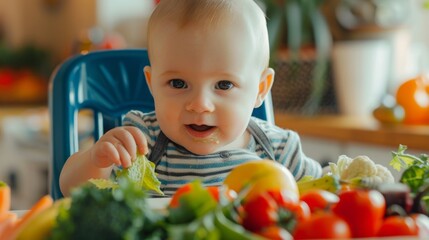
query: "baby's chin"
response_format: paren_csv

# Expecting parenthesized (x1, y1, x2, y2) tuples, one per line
(183, 143, 221, 156)
(181, 140, 231, 156)
(191, 135, 220, 145)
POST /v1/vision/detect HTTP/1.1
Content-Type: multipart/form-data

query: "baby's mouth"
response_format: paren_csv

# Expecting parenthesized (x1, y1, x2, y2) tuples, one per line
(188, 124, 214, 132)
(185, 124, 219, 144)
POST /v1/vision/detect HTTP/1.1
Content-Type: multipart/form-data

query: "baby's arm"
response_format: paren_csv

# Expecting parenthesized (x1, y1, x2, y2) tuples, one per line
(59, 126, 148, 196)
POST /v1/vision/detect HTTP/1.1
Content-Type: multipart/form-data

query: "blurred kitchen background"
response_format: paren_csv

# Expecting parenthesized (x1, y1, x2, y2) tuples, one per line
(1, 0, 429, 209)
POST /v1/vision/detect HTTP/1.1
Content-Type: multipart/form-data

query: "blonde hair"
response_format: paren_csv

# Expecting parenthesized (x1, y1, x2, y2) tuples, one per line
(147, 0, 270, 67)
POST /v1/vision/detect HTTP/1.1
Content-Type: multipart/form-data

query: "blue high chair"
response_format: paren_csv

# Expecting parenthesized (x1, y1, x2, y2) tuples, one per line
(49, 49, 275, 199)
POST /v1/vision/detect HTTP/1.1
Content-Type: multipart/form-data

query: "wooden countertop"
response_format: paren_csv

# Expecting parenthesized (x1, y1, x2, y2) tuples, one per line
(274, 112, 429, 152)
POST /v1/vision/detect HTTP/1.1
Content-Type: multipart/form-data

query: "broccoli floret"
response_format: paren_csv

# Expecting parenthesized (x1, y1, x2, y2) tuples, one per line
(49, 178, 166, 240)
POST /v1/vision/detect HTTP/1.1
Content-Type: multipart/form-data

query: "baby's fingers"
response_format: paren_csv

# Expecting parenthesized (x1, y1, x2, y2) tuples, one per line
(110, 126, 147, 162)
(105, 130, 135, 165)
(125, 126, 148, 155)
(92, 141, 122, 168)
(113, 142, 133, 168)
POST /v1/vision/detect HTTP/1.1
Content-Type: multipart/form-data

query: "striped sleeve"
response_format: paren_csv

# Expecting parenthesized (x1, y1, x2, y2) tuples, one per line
(279, 131, 323, 179)
(252, 117, 322, 180)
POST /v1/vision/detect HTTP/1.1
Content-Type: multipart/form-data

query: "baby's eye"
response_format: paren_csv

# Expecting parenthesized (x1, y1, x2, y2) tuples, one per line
(169, 79, 187, 89)
(215, 80, 234, 90)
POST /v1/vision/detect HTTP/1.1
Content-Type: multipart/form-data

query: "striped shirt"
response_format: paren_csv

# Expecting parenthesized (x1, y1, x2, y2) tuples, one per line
(123, 111, 322, 196)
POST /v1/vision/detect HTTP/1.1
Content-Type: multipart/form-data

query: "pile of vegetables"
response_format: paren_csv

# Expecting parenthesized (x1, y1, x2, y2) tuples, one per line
(0, 181, 55, 240)
(3, 145, 429, 239)
(50, 179, 166, 240)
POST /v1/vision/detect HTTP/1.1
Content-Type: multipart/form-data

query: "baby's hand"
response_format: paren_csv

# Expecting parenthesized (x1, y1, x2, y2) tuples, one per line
(90, 126, 148, 169)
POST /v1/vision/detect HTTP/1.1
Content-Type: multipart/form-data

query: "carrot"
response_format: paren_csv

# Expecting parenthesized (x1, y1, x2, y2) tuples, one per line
(2, 195, 53, 240)
(0, 212, 18, 238)
(16, 195, 53, 226)
(0, 181, 11, 214)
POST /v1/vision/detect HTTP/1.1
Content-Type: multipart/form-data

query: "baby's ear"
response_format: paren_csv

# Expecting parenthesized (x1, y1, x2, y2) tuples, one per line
(254, 67, 275, 108)
(144, 66, 153, 93)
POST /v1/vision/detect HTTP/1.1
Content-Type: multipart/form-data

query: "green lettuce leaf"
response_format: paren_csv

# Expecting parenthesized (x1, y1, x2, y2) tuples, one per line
(91, 154, 163, 195)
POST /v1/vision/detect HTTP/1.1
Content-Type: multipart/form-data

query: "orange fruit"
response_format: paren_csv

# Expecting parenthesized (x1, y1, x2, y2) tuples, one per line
(395, 75, 429, 125)
(223, 160, 298, 201)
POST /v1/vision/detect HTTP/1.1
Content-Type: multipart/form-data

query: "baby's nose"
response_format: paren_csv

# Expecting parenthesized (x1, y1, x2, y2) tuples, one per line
(185, 93, 215, 113)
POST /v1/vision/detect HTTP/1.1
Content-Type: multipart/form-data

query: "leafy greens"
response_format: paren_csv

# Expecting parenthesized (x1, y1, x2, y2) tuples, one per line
(90, 154, 163, 195)
(390, 144, 429, 194)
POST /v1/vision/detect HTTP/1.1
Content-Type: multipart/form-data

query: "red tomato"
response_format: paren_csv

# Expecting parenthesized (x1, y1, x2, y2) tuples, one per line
(255, 225, 292, 240)
(293, 211, 351, 239)
(266, 189, 299, 207)
(241, 192, 278, 231)
(299, 189, 339, 213)
(293, 201, 311, 222)
(377, 215, 419, 237)
(332, 189, 385, 238)
(266, 189, 309, 222)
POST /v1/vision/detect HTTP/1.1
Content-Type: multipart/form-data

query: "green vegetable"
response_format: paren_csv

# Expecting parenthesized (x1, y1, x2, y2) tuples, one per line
(213, 207, 265, 240)
(49, 178, 166, 240)
(90, 154, 163, 195)
(167, 213, 220, 240)
(390, 144, 429, 194)
(167, 181, 218, 224)
(164, 181, 265, 239)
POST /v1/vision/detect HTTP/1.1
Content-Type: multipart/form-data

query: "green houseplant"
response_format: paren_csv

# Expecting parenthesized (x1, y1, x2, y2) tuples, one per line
(259, 0, 333, 115)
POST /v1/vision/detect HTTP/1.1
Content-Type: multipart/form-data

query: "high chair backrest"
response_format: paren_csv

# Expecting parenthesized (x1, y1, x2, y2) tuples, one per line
(49, 49, 275, 199)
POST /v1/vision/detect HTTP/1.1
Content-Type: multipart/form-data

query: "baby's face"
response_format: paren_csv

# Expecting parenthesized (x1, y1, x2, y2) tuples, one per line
(146, 18, 268, 155)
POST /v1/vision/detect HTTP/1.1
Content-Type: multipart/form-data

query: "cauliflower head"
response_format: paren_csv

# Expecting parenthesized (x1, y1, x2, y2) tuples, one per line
(330, 155, 394, 187)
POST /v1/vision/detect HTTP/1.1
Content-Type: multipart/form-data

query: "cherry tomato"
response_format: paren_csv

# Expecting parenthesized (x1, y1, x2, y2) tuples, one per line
(395, 75, 429, 125)
(255, 225, 292, 240)
(299, 189, 339, 213)
(293, 201, 311, 222)
(377, 215, 419, 237)
(266, 189, 299, 208)
(332, 189, 385, 238)
(293, 211, 351, 239)
(241, 192, 278, 231)
(266, 189, 309, 222)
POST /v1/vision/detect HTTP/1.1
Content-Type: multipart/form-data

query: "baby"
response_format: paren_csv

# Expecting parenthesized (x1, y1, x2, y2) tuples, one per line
(59, 0, 322, 196)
